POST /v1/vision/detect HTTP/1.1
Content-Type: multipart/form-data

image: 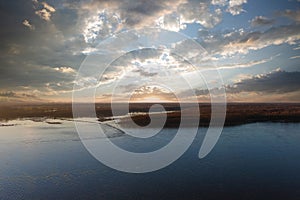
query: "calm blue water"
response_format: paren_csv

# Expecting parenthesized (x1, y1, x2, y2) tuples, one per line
(0, 120, 300, 200)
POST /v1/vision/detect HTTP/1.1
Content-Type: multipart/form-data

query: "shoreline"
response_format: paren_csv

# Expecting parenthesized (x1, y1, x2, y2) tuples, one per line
(0, 103, 299, 127)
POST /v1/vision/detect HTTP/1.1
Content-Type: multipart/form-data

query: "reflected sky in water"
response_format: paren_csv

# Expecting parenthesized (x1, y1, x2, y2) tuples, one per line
(0, 120, 300, 200)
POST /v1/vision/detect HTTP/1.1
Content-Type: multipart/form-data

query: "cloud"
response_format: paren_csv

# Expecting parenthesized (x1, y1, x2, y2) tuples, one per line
(293, 46, 300, 50)
(0, 0, 87, 96)
(35, 1, 56, 21)
(225, 90, 300, 102)
(177, 1, 223, 28)
(290, 55, 300, 59)
(7, 44, 21, 55)
(211, 0, 227, 6)
(0, 62, 77, 95)
(211, 0, 248, 16)
(130, 85, 177, 101)
(251, 16, 275, 26)
(82, 10, 123, 43)
(227, 0, 247, 15)
(35, 9, 52, 21)
(96, 84, 178, 102)
(156, 12, 185, 32)
(105, 48, 195, 78)
(0, 91, 16, 97)
(0, 90, 42, 102)
(41, 2, 56, 13)
(217, 55, 277, 69)
(227, 69, 300, 93)
(132, 69, 158, 77)
(224, 24, 300, 55)
(22, 19, 35, 30)
(280, 9, 300, 23)
(72, 0, 184, 41)
(201, 24, 300, 56)
(3, 0, 300, 103)
(54, 66, 76, 74)
(186, 69, 300, 102)
(71, 0, 232, 41)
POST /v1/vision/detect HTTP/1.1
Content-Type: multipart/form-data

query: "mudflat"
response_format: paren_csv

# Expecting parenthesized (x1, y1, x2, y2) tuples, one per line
(1, 103, 299, 127)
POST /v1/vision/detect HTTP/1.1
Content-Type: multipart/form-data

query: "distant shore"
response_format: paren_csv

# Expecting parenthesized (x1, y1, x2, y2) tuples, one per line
(1, 103, 300, 127)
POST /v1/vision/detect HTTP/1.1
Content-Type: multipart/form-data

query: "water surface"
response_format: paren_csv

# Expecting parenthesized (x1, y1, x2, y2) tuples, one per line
(0, 120, 299, 199)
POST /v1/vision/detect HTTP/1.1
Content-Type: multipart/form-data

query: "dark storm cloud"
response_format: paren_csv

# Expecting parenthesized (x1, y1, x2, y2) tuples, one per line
(227, 70, 300, 93)
(119, 0, 166, 26)
(188, 70, 300, 97)
(0, 0, 87, 93)
(74, 0, 182, 27)
(0, 63, 76, 90)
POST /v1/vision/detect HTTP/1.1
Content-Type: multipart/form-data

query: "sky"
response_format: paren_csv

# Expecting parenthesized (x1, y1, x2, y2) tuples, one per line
(0, 0, 299, 103)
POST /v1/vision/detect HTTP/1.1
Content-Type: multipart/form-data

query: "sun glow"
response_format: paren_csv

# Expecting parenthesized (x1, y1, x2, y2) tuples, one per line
(130, 95, 174, 103)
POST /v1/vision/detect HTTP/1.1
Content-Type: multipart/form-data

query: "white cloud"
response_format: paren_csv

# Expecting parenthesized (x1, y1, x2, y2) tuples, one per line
(177, 1, 223, 28)
(156, 13, 186, 32)
(54, 67, 76, 74)
(227, 0, 247, 15)
(290, 55, 300, 59)
(211, 0, 227, 6)
(35, 9, 51, 21)
(228, 0, 247, 7)
(82, 11, 122, 43)
(22, 19, 35, 30)
(41, 2, 56, 13)
(217, 55, 277, 69)
(293, 46, 300, 50)
(35, 1, 56, 21)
